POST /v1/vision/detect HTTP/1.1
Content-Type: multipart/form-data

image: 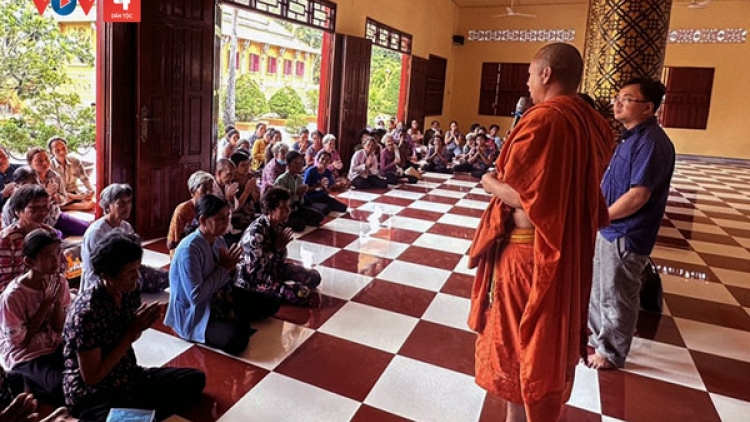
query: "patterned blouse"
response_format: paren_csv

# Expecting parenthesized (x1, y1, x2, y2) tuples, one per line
(0, 223, 57, 291)
(51, 156, 90, 194)
(62, 280, 143, 411)
(235, 214, 286, 290)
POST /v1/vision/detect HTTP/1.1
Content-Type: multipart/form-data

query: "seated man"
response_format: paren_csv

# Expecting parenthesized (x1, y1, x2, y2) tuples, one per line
(48, 137, 95, 211)
(0, 229, 71, 406)
(275, 151, 325, 232)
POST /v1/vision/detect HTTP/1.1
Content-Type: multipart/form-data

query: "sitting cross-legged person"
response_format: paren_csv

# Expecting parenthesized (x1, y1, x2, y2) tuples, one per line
(275, 151, 325, 232)
(166, 195, 279, 356)
(80, 184, 168, 293)
(260, 142, 289, 195)
(47, 137, 95, 212)
(421, 135, 454, 174)
(380, 134, 418, 185)
(63, 230, 206, 421)
(348, 136, 388, 190)
(452, 133, 493, 179)
(0, 365, 74, 422)
(0, 185, 58, 291)
(0, 229, 71, 406)
(226, 150, 260, 246)
(302, 151, 347, 214)
(2, 167, 59, 233)
(166, 170, 215, 257)
(235, 187, 321, 306)
(320, 134, 349, 189)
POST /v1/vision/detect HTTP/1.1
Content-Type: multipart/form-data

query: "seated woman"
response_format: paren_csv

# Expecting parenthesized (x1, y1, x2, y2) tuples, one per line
(380, 134, 418, 185)
(407, 119, 424, 145)
(260, 142, 289, 195)
(47, 137, 94, 212)
(2, 167, 59, 232)
(226, 150, 260, 246)
(166, 171, 215, 257)
(304, 131, 324, 168)
(320, 134, 349, 189)
(0, 185, 56, 291)
(250, 130, 272, 171)
(275, 151, 325, 232)
(263, 130, 283, 165)
(218, 128, 240, 160)
(291, 128, 310, 152)
(63, 231, 206, 421)
(453, 133, 493, 179)
(81, 184, 168, 293)
(27, 148, 88, 237)
(302, 151, 347, 214)
(0, 229, 70, 405)
(421, 135, 454, 174)
(348, 137, 388, 190)
(236, 187, 321, 306)
(166, 195, 279, 355)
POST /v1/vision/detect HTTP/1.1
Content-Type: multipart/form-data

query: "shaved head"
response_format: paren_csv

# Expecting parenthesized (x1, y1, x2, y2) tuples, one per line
(533, 43, 583, 92)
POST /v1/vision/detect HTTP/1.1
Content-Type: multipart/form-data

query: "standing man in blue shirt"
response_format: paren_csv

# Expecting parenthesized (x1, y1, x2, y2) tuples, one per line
(588, 77, 675, 370)
(0, 146, 21, 212)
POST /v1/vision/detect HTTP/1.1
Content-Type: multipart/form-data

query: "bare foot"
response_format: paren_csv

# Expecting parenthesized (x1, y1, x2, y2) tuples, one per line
(40, 407, 77, 422)
(587, 353, 615, 370)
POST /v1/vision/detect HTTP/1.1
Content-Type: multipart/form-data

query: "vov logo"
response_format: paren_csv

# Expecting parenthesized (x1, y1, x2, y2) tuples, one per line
(32, 0, 95, 17)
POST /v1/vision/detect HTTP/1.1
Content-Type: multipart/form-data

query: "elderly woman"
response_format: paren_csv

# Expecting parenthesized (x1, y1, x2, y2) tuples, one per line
(166, 170, 215, 256)
(166, 195, 279, 355)
(421, 135, 454, 174)
(348, 136, 388, 190)
(80, 184, 168, 293)
(264, 130, 283, 165)
(63, 231, 206, 420)
(292, 128, 310, 152)
(0, 185, 55, 291)
(27, 148, 88, 237)
(236, 187, 321, 306)
(47, 137, 94, 211)
(380, 134, 418, 185)
(261, 142, 289, 195)
(2, 167, 59, 230)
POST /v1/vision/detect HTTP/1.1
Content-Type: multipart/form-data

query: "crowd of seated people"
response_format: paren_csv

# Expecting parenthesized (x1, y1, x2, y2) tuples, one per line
(0, 119, 507, 419)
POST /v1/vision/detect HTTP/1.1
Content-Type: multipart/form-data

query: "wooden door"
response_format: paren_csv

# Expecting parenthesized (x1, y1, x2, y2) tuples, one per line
(407, 55, 428, 129)
(136, 0, 214, 238)
(335, 35, 372, 173)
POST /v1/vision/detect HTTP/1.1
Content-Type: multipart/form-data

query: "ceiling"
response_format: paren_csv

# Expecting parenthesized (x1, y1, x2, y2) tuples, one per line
(450, 0, 744, 7)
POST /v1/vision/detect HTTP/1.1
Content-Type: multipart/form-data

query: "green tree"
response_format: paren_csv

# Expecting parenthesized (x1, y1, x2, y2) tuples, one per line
(235, 75, 269, 121)
(268, 86, 305, 119)
(367, 47, 401, 123)
(0, 1, 94, 153)
(285, 114, 307, 134)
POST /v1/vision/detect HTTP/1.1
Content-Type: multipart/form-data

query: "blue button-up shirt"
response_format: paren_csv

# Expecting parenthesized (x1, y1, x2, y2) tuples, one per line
(600, 117, 675, 255)
(0, 163, 20, 210)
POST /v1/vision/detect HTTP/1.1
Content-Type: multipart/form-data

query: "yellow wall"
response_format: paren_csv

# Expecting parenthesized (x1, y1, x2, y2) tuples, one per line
(664, 2, 750, 159)
(448, 2, 750, 159)
(331, 0, 460, 127)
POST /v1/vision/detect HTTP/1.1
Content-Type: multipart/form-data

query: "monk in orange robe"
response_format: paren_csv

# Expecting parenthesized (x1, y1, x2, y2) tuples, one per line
(468, 43, 613, 422)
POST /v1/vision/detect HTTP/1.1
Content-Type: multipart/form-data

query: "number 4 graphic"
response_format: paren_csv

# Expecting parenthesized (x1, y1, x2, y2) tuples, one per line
(113, 0, 131, 10)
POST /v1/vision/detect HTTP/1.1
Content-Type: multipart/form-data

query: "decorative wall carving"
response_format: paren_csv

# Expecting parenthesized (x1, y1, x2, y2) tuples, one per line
(467, 29, 575, 43)
(668, 29, 747, 44)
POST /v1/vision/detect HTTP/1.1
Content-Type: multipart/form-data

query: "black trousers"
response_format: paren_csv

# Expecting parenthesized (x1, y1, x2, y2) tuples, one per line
(205, 289, 279, 355)
(12, 345, 64, 406)
(422, 162, 453, 174)
(307, 194, 347, 213)
(287, 205, 326, 232)
(351, 176, 387, 190)
(384, 172, 418, 185)
(74, 367, 206, 422)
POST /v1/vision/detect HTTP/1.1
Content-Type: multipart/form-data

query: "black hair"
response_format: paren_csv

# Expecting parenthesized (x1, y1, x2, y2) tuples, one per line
(230, 149, 251, 166)
(226, 129, 240, 139)
(46, 136, 66, 152)
(261, 186, 291, 214)
(91, 230, 143, 279)
(489, 124, 500, 131)
(225, 124, 236, 134)
(469, 123, 480, 133)
(285, 150, 303, 164)
(621, 77, 667, 111)
(7, 185, 49, 214)
(25, 147, 47, 164)
(312, 130, 324, 139)
(22, 229, 60, 260)
(195, 194, 228, 219)
(299, 128, 310, 135)
(13, 166, 37, 183)
(358, 129, 371, 141)
(578, 92, 597, 109)
(475, 133, 487, 141)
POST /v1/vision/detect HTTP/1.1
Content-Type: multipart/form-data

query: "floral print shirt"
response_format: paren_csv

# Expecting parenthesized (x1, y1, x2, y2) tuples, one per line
(235, 215, 286, 290)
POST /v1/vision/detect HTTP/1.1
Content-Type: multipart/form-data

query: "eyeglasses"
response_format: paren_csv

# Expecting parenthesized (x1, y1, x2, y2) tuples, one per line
(612, 95, 649, 105)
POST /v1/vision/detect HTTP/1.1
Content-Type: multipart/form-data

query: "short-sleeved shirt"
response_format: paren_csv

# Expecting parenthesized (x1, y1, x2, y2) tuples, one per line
(62, 280, 143, 410)
(0, 275, 71, 370)
(302, 167, 334, 203)
(600, 117, 675, 255)
(235, 214, 287, 291)
(0, 164, 21, 211)
(81, 218, 134, 291)
(51, 156, 90, 194)
(275, 172, 303, 207)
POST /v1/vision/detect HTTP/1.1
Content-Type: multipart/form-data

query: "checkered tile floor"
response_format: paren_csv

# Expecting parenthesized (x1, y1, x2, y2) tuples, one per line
(130, 155, 750, 422)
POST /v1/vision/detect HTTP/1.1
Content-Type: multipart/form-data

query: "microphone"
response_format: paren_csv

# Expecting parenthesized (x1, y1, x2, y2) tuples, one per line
(510, 97, 531, 131)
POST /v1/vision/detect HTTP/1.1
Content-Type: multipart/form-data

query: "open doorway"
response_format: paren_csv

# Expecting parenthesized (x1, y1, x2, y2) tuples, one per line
(367, 46, 403, 130)
(218, 4, 323, 149)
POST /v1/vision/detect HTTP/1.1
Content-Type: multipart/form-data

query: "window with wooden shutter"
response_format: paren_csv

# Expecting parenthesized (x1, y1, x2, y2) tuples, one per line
(659, 67, 714, 130)
(478, 62, 529, 116)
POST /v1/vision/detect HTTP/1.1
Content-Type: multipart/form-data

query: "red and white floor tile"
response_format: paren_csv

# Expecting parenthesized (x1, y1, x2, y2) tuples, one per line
(134, 155, 750, 422)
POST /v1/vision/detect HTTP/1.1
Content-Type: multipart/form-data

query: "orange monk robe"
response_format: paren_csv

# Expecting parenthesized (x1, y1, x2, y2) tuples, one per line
(468, 95, 612, 422)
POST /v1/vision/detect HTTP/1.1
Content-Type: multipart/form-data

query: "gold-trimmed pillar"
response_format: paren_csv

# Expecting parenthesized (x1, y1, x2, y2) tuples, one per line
(582, 0, 673, 116)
